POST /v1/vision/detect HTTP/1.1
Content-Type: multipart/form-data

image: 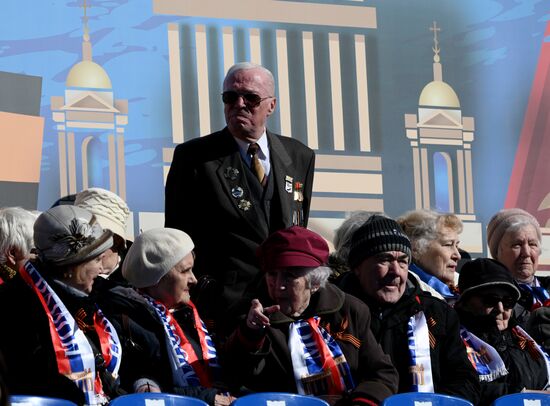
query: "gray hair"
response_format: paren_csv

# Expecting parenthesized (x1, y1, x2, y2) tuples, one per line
(224, 62, 275, 95)
(304, 266, 332, 290)
(333, 211, 384, 263)
(487, 208, 542, 259)
(0, 207, 38, 265)
(397, 209, 463, 258)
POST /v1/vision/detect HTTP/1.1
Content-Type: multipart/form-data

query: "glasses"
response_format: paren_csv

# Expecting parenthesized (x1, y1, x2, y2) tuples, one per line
(222, 91, 272, 107)
(480, 294, 516, 309)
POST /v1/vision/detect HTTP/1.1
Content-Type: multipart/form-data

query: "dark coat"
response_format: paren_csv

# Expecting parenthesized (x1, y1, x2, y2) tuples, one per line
(516, 276, 550, 353)
(457, 307, 549, 406)
(164, 128, 315, 317)
(224, 283, 399, 405)
(337, 273, 481, 404)
(96, 286, 219, 405)
(0, 270, 124, 405)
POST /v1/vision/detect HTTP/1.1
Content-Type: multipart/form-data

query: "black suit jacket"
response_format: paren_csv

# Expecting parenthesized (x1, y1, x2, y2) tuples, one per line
(165, 128, 315, 315)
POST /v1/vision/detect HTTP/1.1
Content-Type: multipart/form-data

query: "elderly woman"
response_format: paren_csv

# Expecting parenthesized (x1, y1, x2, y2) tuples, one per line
(397, 209, 462, 302)
(455, 258, 550, 405)
(0, 207, 37, 282)
(225, 226, 398, 405)
(0, 205, 123, 404)
(96, 228, 234, 406)
(75, 187, 132, 281)
(487, 209, 550, 323)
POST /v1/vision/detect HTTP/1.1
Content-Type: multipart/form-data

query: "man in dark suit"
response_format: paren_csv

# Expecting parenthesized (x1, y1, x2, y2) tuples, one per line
(165, 62, 315, 323)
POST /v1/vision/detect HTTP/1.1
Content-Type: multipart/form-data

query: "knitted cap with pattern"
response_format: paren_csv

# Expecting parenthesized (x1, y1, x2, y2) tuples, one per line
(348, 215, 412, 269)
(75, 187, 132, 242)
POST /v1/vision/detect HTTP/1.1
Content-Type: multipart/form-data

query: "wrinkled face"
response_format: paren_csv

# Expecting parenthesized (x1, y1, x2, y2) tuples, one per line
(353, 251, 409, 305)
(100, 235, 125, 276)
(223, 68, 276, 142)
(68, 253, 105, 293)
(100, 248, 120, 276)
(497, 225, 540, 283)
(416, 226, 460, 285)
(266, 267, 312, 317)
(461, 287, 516, 331)
(147, 252, 197, 309)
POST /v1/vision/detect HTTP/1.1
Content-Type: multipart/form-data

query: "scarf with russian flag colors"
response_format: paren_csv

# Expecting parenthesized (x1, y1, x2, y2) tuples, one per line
(141, 294, 218, 388)
(19, 262, 122, 405)
(460, 327, 508, 382)
(288, 316, 355, 396)
(406, 311, 434, 392)
(519, 279, 550, 311)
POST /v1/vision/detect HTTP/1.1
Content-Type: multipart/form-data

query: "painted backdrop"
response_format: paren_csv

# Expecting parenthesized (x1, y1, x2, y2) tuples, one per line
(0, 0, 548, 263)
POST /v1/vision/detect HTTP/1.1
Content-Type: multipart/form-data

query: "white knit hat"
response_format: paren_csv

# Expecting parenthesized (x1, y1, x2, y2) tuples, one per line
(122, 228, 194, 288)
(75, 187, 132, 242)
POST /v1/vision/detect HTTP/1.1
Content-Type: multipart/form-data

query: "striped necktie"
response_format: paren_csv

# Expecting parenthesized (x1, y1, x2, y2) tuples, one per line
(247, 143, 266, 186)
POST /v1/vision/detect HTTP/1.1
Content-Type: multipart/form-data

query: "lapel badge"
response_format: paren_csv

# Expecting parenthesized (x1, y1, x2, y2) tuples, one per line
(231, 186, 244, 199)
(238, 199, 252, 211)
(285, 175, 293, 194)
(294, 181, 304, 202)
(224, 166, 239, 180)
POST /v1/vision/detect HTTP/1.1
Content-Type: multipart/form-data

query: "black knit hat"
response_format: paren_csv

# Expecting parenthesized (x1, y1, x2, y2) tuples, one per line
(348, 215, 412, 269)
(458, 258, 521, 302)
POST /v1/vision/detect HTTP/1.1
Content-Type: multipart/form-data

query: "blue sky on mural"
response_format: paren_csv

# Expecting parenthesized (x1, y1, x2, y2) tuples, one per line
(0, 0, 548, 222)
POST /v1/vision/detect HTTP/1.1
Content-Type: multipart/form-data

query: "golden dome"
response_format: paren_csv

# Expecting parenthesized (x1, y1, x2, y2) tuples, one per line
(418, 80, 460, 108)
(66, 60, 112, 89)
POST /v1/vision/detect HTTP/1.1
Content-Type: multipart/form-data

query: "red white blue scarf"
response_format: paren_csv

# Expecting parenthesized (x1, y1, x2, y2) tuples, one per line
(141, 294, 218, 388)
(406, 311, 434, 392)
(288, 316, 355, 396)
(519, 279, 550, 310)
(19, 262, 121, 405)
(460, 327, 508, 382)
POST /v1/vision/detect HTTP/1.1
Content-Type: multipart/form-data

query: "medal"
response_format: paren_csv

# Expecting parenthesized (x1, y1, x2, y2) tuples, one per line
(231, 187, 244, 199)
(224, 166, 239, 180)
(238, 199, 252, 211)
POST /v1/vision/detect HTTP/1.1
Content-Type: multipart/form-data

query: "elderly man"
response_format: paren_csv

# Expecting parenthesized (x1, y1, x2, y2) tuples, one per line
(165, 62, 315, 323)
(337, 215, 480, 404)
(97, 228, 234, 406)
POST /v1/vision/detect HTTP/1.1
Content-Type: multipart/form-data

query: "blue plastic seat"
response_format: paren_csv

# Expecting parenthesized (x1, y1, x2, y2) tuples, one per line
(107, 393, 208, 405)
(492, 393, 550, 406)
(381, 392, 473, 406)
(232, 392, 329, 405)
(10, 395, 78, 405)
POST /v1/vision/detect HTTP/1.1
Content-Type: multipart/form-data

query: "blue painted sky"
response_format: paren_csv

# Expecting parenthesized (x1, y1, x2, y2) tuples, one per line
(0, 0, 548, 225)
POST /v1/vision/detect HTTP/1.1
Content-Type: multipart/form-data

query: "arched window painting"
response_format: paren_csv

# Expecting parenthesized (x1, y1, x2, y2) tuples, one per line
(433, 152, 452, 212)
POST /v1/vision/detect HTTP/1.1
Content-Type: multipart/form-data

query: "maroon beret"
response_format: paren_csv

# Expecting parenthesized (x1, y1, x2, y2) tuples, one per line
(257, 226, 329, 270)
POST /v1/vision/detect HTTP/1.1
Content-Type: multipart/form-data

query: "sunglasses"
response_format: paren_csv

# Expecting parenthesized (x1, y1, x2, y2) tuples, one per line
(480, 294, 516, 310)
(221, 91, 272, 107)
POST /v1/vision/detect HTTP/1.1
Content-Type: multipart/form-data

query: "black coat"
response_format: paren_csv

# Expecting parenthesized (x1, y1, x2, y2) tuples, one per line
(224, 284, 399, 405)
(517, 276, 550, 353)
(337, 273, 481, 404)
(165, 128, 315, 318)
(0, 270, 124, 405)
(457, 307, 549, 406)
(96, 286, 220, 405)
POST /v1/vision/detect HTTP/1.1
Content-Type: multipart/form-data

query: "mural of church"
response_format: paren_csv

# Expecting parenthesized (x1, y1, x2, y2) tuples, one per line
(404, 22, 482, 254)
(50, 2, 128, 200)
(0, 0, 547, 261)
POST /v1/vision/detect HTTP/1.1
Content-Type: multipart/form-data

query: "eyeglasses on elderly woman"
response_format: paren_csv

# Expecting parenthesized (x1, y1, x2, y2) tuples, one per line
(479, 294, 516, 310)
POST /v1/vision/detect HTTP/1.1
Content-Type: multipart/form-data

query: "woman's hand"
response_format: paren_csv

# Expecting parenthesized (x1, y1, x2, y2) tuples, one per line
(214, 394, 236, 405)
(246, 299, 280, 330)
